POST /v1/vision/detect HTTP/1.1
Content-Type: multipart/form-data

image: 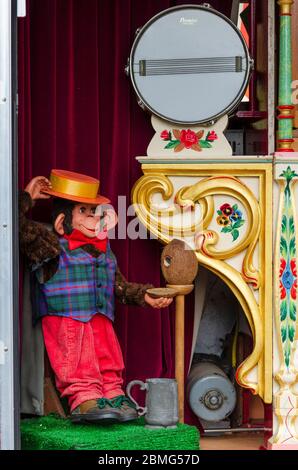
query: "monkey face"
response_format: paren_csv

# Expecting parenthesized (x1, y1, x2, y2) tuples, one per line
(161, 239, 198, 285)
(72, 204, 102, 238)
(71, 203, 118, 239)
(53, 198, 118, 238)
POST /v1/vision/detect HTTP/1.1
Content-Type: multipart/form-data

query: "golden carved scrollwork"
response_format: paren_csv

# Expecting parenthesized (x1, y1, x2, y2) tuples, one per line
(132, 174, 214, 238)
(196, 252, 263, 398)
(132, 164, 272, 403)
(133, 173, 261, 289)
(175, 175, 261, 289)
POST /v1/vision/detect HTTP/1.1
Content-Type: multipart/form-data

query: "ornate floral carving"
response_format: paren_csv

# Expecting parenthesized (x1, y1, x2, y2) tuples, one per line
(160, 128, 217, 152)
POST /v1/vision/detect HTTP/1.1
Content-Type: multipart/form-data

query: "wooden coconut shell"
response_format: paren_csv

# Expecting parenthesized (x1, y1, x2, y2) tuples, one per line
(161, 239, 198, 285)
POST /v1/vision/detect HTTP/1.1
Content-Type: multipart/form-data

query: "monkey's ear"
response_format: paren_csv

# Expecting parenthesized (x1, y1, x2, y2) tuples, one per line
(54, 213, 65, 235)
(103, 208, 118, 232)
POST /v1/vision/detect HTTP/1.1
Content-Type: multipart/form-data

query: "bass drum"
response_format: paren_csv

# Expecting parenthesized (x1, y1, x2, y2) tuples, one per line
(127, 4, 253, 125)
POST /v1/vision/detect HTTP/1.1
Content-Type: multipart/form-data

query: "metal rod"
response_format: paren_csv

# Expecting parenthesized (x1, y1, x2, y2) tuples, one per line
(140, 67, 239, 76)
(146, 61, 237, 66)
(141, 56, 243, 65)
(204, 427, 266, 434)
(145, 70, 236, 76)
(146, 66, 236, 71)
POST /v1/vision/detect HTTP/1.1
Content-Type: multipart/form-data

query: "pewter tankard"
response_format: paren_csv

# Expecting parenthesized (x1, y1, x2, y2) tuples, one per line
(126, 378, 178, 428)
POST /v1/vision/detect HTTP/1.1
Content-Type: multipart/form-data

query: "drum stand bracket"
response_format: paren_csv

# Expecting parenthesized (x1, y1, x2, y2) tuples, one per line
(146, 114, 232, 160)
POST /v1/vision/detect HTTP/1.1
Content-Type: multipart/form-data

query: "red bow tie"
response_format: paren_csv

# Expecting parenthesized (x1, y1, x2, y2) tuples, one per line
(63, 229, 108, 252)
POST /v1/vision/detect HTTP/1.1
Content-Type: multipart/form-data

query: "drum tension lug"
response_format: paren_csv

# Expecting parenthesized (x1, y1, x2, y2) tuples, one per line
(124, 58, 130, 76)
(137, 99, 146, 111)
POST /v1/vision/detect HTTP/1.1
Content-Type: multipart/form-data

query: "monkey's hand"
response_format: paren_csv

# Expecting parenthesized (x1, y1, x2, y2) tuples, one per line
(24, 176, 52, 202)
(19, 190, 60, 265)
(144, 294, 173, 309)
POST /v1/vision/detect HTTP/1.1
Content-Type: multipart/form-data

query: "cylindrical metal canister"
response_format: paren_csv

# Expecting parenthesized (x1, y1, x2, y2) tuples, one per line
(187, 362, 236, 422)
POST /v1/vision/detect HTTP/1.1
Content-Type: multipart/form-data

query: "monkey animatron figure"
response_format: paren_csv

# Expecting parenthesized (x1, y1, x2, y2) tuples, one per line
(19, 170, 172, 424)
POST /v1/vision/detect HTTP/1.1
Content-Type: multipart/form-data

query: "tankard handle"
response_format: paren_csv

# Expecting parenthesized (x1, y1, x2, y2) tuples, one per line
(126, 380, 148, 416)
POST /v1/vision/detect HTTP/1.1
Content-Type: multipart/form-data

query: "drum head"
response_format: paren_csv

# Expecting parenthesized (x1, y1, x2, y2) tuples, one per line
(129, 5, 251, 125)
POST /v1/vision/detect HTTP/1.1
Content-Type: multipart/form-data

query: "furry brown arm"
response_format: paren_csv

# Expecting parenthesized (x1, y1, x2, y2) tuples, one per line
(19, 190, 61, 266)
(115, 266, 154, 306)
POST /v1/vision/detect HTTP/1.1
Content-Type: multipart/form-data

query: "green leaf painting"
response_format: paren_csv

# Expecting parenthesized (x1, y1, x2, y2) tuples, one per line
(279, 166, 298, 368)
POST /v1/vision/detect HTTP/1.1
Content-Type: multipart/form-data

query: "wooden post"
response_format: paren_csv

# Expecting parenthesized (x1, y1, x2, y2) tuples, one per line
(167, 284, 194, 423)
(175, 293, 185, 423)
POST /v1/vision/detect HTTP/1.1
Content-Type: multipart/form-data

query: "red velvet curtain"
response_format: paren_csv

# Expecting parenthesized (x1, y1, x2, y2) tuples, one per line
(18, 0, 232, 424)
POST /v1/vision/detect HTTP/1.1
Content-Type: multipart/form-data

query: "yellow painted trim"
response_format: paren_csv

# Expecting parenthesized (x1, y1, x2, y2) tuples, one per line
(259, 168, 273, 403)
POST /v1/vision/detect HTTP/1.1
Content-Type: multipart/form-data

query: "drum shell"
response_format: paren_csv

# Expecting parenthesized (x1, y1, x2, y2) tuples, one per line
(128, 4, 252, 125)
(187, 362, 236, 422)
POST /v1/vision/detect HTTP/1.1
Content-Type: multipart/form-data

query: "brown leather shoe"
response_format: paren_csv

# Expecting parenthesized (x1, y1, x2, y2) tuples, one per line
(70, 399, 121, 424)
(109, 395, 138, 422)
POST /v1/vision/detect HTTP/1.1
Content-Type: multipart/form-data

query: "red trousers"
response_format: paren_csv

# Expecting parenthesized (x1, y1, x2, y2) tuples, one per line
(42, 314, 125, 411)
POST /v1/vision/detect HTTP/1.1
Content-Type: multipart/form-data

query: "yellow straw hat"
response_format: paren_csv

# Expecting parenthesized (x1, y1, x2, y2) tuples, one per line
(41, 169, 110, 205)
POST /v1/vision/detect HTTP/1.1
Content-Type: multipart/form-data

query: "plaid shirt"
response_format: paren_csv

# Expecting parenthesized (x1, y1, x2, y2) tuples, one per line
(35, 238, 117, 322)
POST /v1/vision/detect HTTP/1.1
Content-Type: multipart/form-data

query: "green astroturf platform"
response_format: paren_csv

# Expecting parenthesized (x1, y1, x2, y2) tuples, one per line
(21, 415, 200, 450)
